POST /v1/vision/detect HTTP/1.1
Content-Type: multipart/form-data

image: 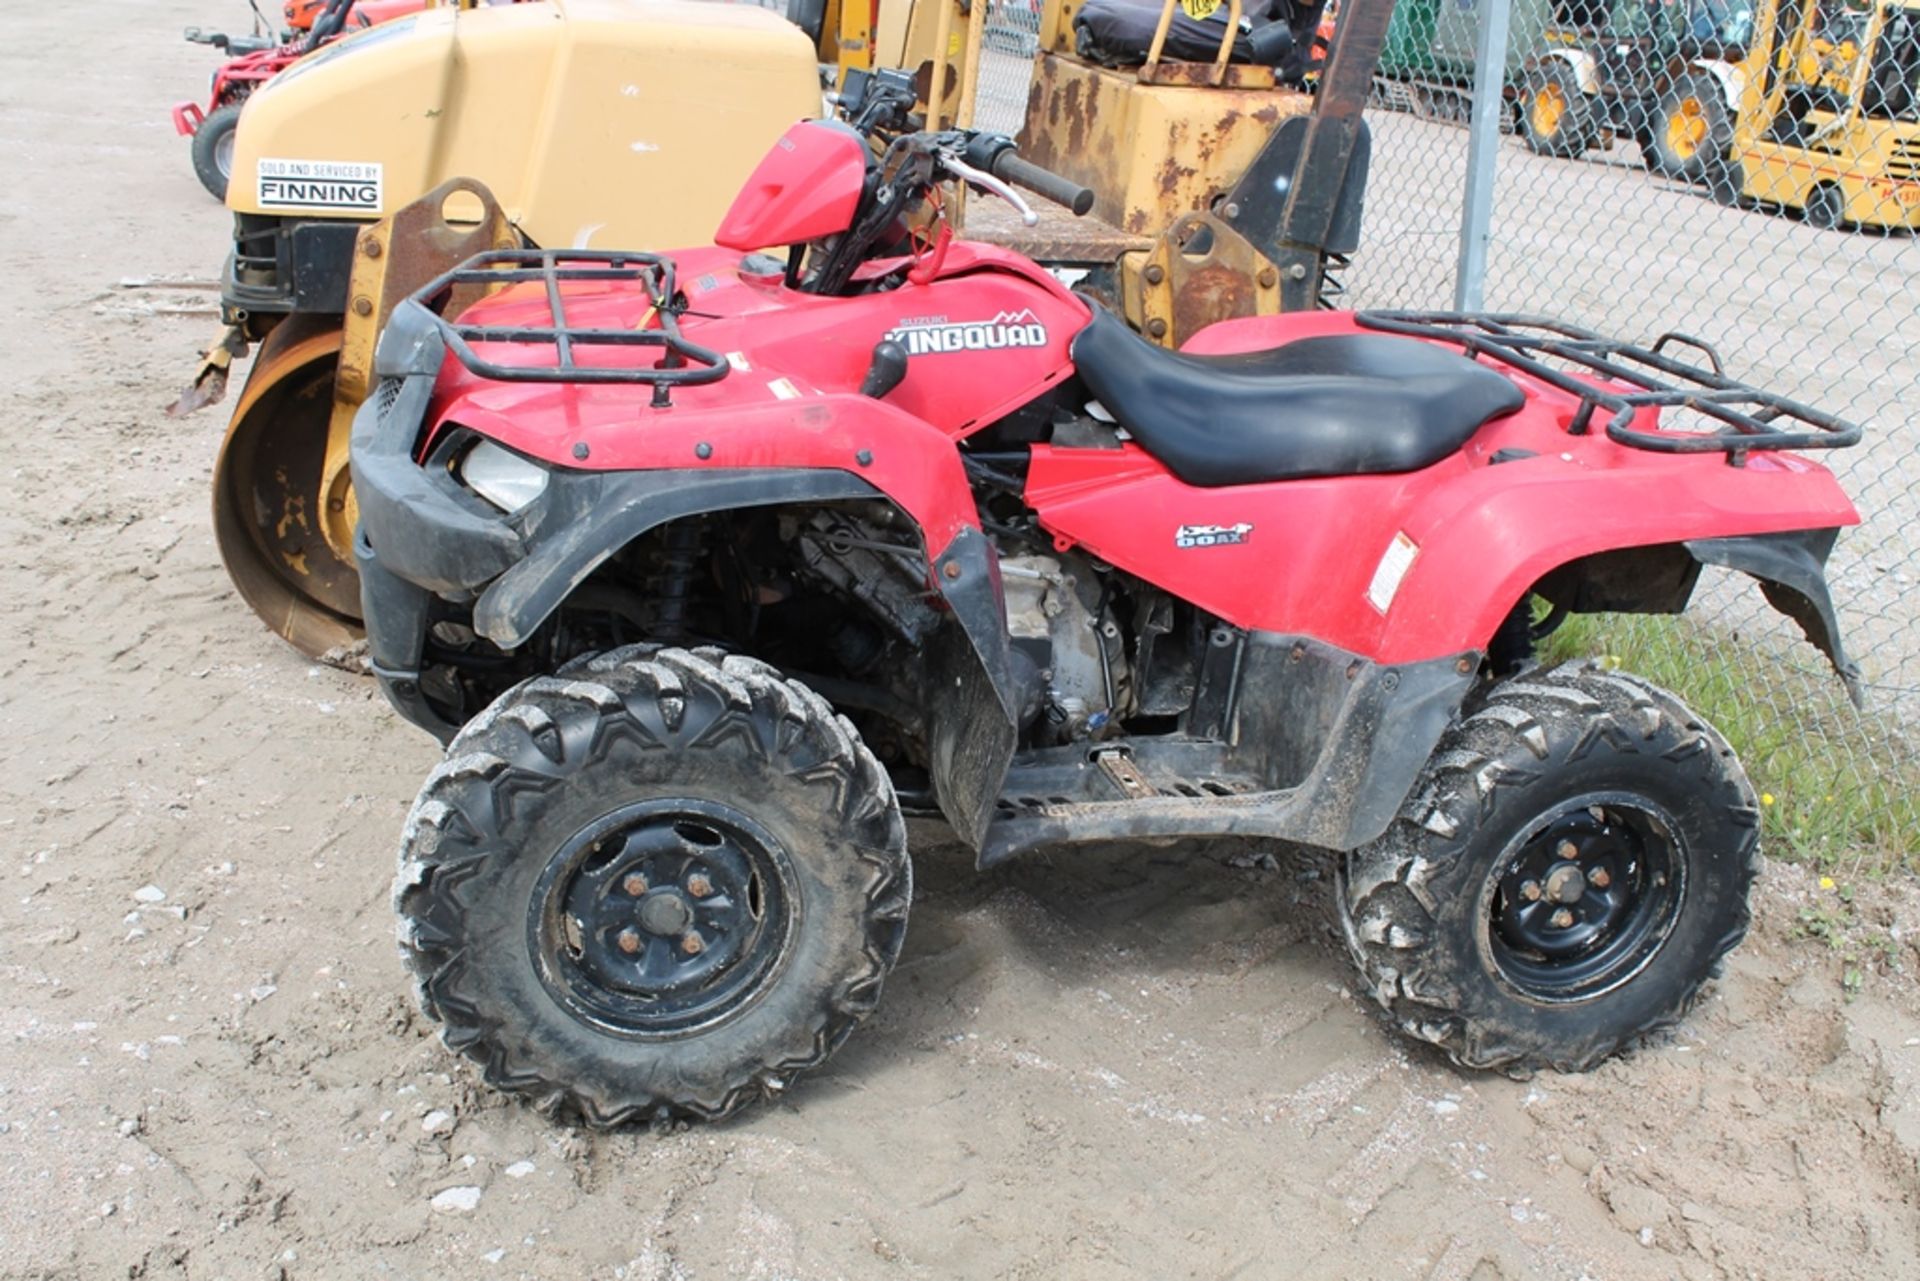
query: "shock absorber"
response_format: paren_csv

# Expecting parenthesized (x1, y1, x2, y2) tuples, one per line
(654, 520, 708, 640)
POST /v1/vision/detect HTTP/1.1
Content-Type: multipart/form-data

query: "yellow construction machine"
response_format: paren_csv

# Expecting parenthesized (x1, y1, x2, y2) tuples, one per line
(1707, 0, 1920, 226)
(193, 0, 823, 658)
(949, 0, 1370, 337)
(193, 0, 1381, 658)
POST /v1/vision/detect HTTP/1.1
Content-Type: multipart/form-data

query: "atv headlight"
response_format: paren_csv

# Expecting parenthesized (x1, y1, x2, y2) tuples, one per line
(459, 440, 549, 514)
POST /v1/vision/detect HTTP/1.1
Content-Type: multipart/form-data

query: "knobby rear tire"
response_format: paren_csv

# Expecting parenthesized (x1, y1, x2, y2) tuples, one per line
(1338, 661, 1759, 1074)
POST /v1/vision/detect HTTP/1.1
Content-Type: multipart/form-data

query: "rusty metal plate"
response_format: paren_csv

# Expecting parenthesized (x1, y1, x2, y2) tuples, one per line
(1138, 211, 1280, 347)
(1020, 51, 1313, 236)
(962, 196, 1151, 263)
(1137, 61, 1275, 88)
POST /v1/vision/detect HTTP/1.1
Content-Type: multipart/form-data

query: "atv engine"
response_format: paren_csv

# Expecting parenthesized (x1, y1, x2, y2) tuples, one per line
(787, 509, 1129, 749)
(1000, 553, 1129, 745)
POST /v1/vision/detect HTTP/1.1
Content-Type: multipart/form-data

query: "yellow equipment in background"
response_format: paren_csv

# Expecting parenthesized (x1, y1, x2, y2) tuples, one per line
(200, 0, 822, 659)
(1714, 0, 1920, 228)
(929, 0, 1370, 343)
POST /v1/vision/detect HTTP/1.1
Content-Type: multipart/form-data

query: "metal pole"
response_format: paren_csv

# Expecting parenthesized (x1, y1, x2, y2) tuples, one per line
(1453, 0, 1512, 312)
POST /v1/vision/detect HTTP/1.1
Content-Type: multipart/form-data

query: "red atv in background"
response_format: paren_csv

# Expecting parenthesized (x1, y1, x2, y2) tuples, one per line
(173, 0, 423, 200)
(352, 70, 1862, 1127)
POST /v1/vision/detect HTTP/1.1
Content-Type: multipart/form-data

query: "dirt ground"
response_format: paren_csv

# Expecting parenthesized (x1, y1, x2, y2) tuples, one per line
(4, 3, 1920, 1279)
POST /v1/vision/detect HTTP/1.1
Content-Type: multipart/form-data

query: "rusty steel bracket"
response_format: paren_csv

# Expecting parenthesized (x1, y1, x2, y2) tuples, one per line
(166, 323, 250, 418)
(1137, 211, 1281, 347)
(319, 177, 518, 565)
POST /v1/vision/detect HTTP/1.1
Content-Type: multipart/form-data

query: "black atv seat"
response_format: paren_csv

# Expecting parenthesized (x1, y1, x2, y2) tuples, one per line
(1070, 307, 1525, 487)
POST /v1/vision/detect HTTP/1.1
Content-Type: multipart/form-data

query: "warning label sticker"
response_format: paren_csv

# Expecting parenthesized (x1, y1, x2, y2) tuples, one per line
(1366, 530, 1420, 614)
(256, 158, 383, 212)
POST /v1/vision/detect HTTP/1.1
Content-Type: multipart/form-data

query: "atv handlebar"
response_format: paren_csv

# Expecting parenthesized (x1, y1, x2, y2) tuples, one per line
(990, 152, 1094, 218)
(957, 133, 1093, 218)
(302, 0, 355, 52)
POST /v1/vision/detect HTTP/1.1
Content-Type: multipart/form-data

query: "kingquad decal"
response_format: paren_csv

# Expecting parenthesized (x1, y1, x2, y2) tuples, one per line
(1175, 522, 1253, 549)
(884, 310, 1049, 356)
(257, 158, 384, 211)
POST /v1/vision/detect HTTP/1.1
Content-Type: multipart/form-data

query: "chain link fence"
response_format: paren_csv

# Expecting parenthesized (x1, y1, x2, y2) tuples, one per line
(1353, 0, 1920, 869)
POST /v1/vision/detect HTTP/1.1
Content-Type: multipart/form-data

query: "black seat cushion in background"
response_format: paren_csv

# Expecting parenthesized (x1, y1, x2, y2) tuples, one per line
(1069, 307, 1525, 488)
(1075, 0, 1332, 81)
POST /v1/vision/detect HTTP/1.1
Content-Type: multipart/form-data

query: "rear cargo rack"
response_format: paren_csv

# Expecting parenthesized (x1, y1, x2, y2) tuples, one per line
(407, 249, 729, 408)
(1356, 312, 1861, 463)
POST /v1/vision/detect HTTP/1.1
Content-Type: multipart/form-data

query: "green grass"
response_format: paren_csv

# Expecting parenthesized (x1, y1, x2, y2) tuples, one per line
(1537, 612, 1920, 877)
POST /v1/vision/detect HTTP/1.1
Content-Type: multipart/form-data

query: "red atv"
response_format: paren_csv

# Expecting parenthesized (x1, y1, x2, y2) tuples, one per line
(352, 71, 1861, 1126)
(173, 0, 422, 200)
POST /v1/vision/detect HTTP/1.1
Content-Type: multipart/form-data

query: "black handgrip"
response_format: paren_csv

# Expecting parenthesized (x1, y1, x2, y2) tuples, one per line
(991, 153, 1095, 217)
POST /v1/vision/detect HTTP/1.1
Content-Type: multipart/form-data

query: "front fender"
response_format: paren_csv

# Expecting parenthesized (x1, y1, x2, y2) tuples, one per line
(1688, 57, 1746, 112)
(354, 307, 1020, 845)
(471, 467, 878, 649)
(1539, 49, 1600, 95)
(472, 469, 1021, 847)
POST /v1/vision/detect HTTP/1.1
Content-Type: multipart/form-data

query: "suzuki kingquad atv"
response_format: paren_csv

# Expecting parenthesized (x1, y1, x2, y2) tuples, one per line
(355, 72, 1861, 1125)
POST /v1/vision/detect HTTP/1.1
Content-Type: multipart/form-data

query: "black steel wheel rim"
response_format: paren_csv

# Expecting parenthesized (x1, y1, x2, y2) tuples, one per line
(529, 798, 796, 1038)
(1485, 794, 1686, 1003)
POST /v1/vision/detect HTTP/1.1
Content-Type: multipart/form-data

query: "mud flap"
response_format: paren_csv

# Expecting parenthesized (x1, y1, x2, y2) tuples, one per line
(1685, 529, 1863, 708)
(926, 528, 1019, 851)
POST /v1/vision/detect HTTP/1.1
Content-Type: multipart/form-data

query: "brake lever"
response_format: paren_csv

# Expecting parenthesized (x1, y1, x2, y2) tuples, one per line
(938, 150, 1038, 227)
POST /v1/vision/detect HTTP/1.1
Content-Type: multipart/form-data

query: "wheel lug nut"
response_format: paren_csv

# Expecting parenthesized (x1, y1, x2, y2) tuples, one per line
(1520, 880, 1543, 902)
(1587, 867, 1611, 889)
(623, 874, 648, 896)
(617, 928, 642, 955)
(680, 933, 705, 956)
(687, 874, 712, 898)
(1557, 840, 1578, 860)
(1550, 908, 1574, 929)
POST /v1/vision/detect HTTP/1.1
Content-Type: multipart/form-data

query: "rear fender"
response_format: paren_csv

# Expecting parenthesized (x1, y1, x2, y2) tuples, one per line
(1371, 456, 1859, 693)
(1519, 531, 1860, 703)
(1525, 532, 1850, 660)
(1685, 529, 1861, 704)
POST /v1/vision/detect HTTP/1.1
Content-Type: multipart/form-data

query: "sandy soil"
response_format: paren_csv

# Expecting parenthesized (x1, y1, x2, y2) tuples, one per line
(2, 4, 1919, 1279)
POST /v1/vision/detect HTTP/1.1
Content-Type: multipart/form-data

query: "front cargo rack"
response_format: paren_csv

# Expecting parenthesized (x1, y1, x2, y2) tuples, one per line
(407, 248, 730, 408)
(1356, 312, 1862, 463)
